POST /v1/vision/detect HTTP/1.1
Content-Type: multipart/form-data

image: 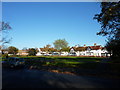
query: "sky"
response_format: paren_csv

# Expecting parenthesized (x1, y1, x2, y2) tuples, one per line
(2, 2, 107, 49)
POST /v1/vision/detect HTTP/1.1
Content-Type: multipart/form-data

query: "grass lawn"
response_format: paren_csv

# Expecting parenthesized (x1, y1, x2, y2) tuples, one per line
(20, 56, 104, 69)
(2, 55, 120, 78)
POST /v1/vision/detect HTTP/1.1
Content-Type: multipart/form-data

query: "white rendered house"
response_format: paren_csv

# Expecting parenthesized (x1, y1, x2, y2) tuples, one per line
(69, 44, 110, 57)
(36, 48, 43, 56)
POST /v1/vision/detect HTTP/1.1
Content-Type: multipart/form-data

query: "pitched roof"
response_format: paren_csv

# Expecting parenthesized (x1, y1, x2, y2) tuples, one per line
(88, 45, 102, 50)
(71, 45, 103, 51)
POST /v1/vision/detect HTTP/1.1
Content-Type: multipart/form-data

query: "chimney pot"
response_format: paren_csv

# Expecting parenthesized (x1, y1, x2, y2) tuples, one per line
(84, 44, 86, 47)
(94, 43, 97, 46)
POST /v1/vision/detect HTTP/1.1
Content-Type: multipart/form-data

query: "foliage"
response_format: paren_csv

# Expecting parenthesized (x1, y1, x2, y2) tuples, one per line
(106, 39, 120, 62)
(45, 44, 51, 48)
(40, 44, 57, 52)
(53, 39, 69, 50)
(94, 2, 120, 62)
(93, 2, 120, 38)
(42, 44, 51, 52)
(48, 48, 57, 52)
(8, 46, 18, 55)
(60, 47, 70, 52)
(28, 48, 37, 56)
(2, 53, 8, 58)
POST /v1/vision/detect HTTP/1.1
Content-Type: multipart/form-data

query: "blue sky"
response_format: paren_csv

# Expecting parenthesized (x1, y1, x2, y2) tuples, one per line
(3, 2, 107, 49)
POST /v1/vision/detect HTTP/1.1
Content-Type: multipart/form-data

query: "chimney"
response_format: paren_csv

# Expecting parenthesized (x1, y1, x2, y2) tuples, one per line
(84, 44, 86, 47)
(94, 43, 97, 46)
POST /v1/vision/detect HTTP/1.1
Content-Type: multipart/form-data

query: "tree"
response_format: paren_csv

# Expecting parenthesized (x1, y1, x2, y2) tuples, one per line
(43, 44, 51, 52)
(45, 44, 51, 48)
(106, 39, 120, 56)
(8, 46, 18, 55)
(93, 2, 120, 39)
(94, 2, 120, 61)
(48, 47, 57, 52)
(60, 47, 70, 52)
(0, 22, 12, 55)
(28, 48, 37, 56)
(53, 39, 69, 50)
(0, 22, 12, 45)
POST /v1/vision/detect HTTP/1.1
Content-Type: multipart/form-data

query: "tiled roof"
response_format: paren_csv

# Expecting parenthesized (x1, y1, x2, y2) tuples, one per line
(88, 45, 102, 50)
(71, 45, 104, 51)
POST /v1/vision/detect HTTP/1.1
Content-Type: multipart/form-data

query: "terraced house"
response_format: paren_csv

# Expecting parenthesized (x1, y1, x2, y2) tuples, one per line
(36, 43, 110, 57)
(1, 43, 110, 57)
(70, 43, 110, 57)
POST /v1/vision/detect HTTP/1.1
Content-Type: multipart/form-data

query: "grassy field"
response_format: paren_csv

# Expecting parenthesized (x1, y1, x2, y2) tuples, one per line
(19, 56, 104, 69)
(2, 56, 108, 68)
(2, 56, 120, 78)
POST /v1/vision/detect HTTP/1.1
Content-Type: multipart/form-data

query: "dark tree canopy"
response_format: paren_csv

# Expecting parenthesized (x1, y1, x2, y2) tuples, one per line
(94, 2, 120, 39)
(28, 48, 37, 56)
(106, 39, 120, 57)
(8, 46, 18, 55)
(94, 2, 120, 62)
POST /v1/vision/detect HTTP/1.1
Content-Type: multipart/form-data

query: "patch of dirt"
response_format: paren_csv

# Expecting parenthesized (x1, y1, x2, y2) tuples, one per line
(48, 69, 75, 75)
(28, 65, 120, 79)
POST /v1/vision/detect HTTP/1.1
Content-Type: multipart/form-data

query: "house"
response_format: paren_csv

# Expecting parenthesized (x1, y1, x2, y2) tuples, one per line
(69, 43, 110, 57)
(36, 47, 58, 56)
(35, 43, 110, 57)
(36, 48, 42, 56)
(17, 50, 28, 56)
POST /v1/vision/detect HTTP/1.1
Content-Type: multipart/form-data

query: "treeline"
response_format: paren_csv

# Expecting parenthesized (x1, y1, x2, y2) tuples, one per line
(1, 39, 70, 56)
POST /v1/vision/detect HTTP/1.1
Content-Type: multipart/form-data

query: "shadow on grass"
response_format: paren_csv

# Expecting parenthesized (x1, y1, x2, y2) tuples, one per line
(20, 56, 120, 79)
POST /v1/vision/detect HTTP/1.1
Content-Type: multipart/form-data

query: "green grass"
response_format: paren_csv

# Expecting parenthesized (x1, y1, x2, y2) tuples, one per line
(3, 56, 120, 72)
(19, 56, 103, 69)
(3, 55, 119, 78)
(5, 56, 111, 69)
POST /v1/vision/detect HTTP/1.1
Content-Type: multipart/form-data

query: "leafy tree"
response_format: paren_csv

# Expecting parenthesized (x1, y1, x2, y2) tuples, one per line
(94, 2, 120, 61)
(45, 44, 51, 48)
(40, 44, 57, 52)
(48, 47, 57, 52)
(43, 44, 51, 52)
(8, 46, 18, 55)
(106, 39, 120, 56)
(105, 39, 120, 62)
(94, 2, 120, 38)
(53, 39, 69, 50)
(60, 47, 70, 52)
(28, 48, 37, 56)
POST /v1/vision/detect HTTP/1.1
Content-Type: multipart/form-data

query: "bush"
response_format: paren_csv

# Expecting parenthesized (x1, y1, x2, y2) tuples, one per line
(2, 53, 8, 58)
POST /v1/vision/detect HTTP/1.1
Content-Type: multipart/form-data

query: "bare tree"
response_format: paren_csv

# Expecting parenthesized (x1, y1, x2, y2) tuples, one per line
(0, 22, 12, 54)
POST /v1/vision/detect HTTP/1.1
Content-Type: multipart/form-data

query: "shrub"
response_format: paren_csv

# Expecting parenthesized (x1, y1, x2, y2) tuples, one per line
(2, 53, 8, 58)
